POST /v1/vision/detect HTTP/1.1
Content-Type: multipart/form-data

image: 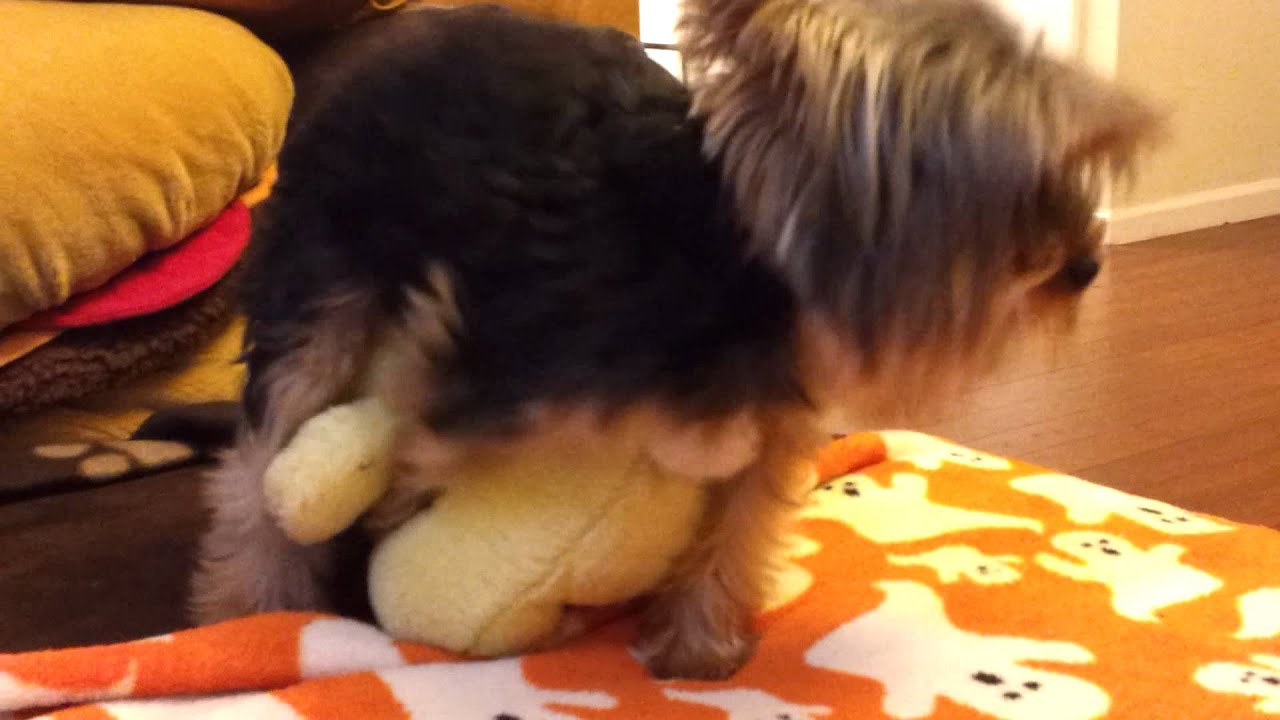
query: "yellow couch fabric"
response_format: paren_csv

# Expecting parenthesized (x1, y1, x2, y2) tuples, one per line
(0, 1, 292, 328)
(407, 0, 638, 35)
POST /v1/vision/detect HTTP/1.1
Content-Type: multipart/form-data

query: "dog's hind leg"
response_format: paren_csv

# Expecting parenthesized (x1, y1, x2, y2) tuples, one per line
(635, 412, 824, 679)
(191, 289, 378, 624)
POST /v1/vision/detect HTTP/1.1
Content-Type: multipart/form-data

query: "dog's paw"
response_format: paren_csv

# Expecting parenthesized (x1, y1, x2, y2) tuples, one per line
(633, 614, 758, 680)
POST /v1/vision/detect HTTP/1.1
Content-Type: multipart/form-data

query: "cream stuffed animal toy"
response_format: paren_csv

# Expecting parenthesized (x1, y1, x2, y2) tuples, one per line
(262, 395, 706, 656)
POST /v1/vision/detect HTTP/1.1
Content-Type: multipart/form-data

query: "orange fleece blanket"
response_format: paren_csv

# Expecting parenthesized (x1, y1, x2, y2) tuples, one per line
(2, 431, 1277, 719)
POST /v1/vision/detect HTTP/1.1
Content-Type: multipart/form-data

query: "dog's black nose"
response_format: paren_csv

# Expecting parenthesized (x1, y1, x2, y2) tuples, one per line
(1062, 256, 1100, 290)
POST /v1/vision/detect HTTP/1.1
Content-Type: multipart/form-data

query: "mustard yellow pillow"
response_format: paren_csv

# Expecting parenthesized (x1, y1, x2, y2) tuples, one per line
(0, 1, 292, 328)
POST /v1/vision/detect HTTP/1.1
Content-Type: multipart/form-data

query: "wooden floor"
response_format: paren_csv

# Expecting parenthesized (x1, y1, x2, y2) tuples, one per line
(920, 214, 1280, 529)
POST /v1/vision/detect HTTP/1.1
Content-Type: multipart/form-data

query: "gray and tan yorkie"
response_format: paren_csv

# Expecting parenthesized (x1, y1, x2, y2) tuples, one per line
(193, 0, 1159, 679)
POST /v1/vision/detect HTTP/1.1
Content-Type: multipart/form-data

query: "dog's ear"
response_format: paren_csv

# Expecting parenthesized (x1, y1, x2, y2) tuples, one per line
(678, 0, 1162, 373)
(676, 0, 857, 268)
(1049, 67, 1164, 176)
(678, 0, 1162, 258)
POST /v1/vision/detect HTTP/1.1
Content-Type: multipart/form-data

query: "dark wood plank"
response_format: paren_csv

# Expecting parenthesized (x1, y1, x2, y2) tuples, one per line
(0, 467, 203, 651)
(1083, 413, 1280, 527)
(924, 214, 1280, 529)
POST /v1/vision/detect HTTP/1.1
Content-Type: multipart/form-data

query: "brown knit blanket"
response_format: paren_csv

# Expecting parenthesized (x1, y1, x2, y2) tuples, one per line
(0, 273, 243, 496)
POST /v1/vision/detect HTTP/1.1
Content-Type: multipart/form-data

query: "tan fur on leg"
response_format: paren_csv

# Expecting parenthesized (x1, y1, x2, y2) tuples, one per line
(635, 409, 823, 679)
(193, 429, 338, 623)
(191, 291, 377, 624)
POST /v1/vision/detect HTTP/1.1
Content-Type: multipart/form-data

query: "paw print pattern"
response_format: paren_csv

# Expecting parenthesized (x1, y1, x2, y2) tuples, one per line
(33, 440, 194, 481)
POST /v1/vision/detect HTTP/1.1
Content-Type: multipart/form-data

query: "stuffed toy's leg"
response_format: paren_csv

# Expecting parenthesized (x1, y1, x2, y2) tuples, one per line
(263, 396, 400, 544)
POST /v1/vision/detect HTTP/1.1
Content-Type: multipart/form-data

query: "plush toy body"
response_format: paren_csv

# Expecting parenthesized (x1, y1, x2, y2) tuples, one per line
(264, 396, 706, 656)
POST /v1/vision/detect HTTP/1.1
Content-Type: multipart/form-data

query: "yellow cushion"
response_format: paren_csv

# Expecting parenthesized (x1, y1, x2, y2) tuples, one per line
(0, 1, 292, 328)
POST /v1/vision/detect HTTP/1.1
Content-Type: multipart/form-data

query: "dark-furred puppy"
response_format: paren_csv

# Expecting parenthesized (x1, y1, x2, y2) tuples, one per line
(194, 0, 1158, 680)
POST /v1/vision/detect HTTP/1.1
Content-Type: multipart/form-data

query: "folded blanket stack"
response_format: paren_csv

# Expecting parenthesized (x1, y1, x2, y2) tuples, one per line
(0, 0, 293, 494)
(0, 202, 250, 419)
(0, 199, 258, 496)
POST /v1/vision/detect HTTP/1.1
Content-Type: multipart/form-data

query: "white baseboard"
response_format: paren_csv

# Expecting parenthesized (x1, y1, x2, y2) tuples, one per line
(1107, 177, 1280, 244)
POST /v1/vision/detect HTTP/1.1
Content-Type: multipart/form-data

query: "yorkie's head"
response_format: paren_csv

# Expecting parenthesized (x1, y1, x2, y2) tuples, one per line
(680, 0, 1161, 421)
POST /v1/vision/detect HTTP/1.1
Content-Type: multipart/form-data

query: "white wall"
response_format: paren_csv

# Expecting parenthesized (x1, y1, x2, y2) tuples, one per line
(992, 0, 1077, 57)
(639, 0, 678, 42)
(1105, 0, 1280, 242)
(639, 0, 682, 78)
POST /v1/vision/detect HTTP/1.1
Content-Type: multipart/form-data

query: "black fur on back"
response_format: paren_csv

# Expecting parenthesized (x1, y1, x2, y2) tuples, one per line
(242, 6, 802, 436)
